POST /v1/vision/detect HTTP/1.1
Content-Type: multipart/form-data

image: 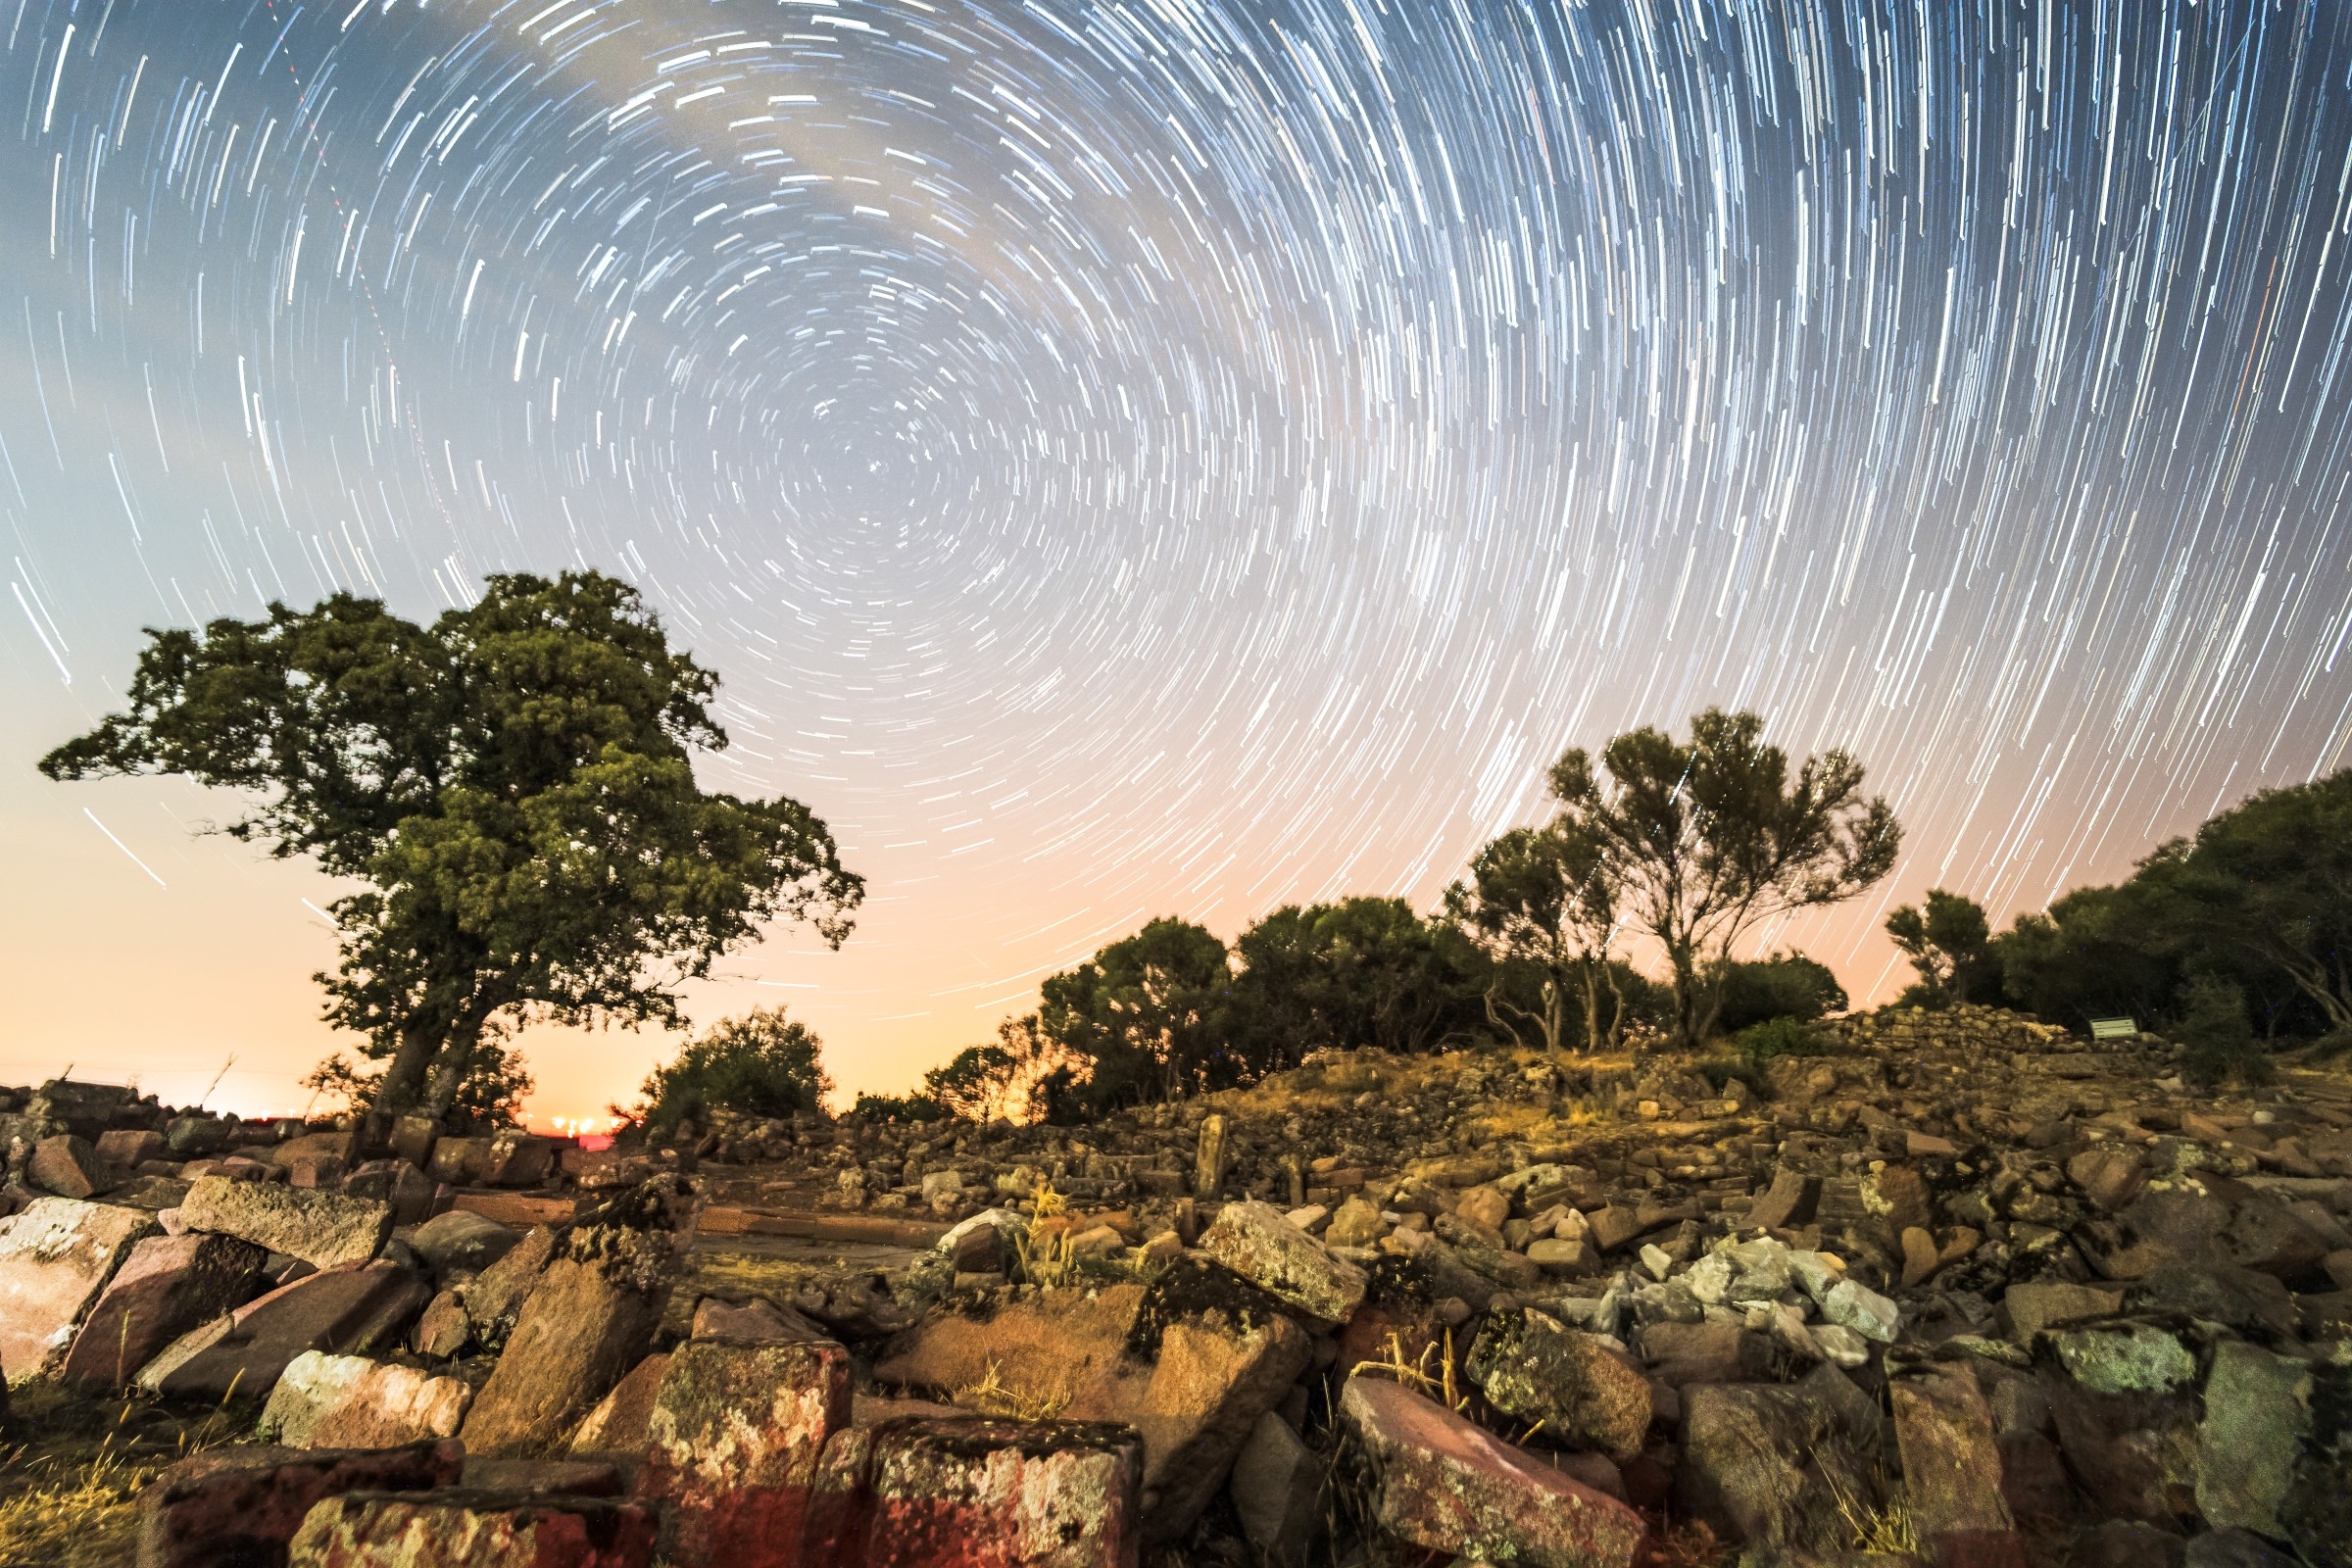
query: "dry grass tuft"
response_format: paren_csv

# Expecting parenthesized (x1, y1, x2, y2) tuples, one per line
(0, 1435, 153, 1568)
(952, 1357, 1073, 1422)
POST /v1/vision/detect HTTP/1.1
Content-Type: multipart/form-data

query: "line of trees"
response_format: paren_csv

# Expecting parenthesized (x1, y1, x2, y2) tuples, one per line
(1883, 767, 2352, 1085)
(860, 708, 1899, 1123)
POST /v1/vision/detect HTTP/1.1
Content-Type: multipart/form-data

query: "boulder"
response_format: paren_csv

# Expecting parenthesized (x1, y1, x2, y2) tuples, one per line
(0, 1196, 155, 1383)
(1227, 1410, 1324, 1568)
(2195, 1340, 2310, 1541)
(457, 1224, 560, 1348)
(1062, 1267, 1312, 1541)
(29, 1132, 107, 1198)
(285, 1489, 657, 1567)
(2040, 1372, 2201, 1526)
(135, 1440, 462, 1568)
(179, 1176, 391, 1270)
(1340, 1374, 1644, 1568)
(459, 1232, 669, 1456)
(1746, 1169, 1821, 1229)
(1889, 1369, 2015, 1546)
(341, 1160, 438, 1228)
(862, 1417, 1145, 1568)
(136, 1259, 432, 1402)
(59, 1232, 268, 1389)
(260, 1350, 473, 1449)
(636, 1338, 851, 1568)
(2095, 1182, 2328, 1281)
(405, 1210, 520, 1279)
(2068, 1147, 2150, 1212)
(95, 1128, 166, 1167)
(875, 1283, 1146, 1417)
(1466, 1307, 1652, 1460)
(2184, 1530, 2304, 1568)
(411, 1290, 470, 1358)
(1677, 1382, 1881, 1555)
(1195, 1200, 1366, 1322)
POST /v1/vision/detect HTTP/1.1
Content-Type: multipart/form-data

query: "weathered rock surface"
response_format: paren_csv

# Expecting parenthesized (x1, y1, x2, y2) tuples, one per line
(1341, 1374, 1645, 1568)
(1466, 1307, 1652, 1460)
(1195, 1200, 1366, 1322)
(635, 1337, 850, 1568)
(459, 1234, 668, 1456)
(179, 1176, 391, 1270)
(285, 1488, 658, 1567)
(0, 1195, 155, 1383)
(136, 1441, 463, 1568)
(136, 1259, 431, 1401)
(59, 1231, 267, 1389)
(862, 1417, 1145, 1568)
(260, 1350, 474, 1449)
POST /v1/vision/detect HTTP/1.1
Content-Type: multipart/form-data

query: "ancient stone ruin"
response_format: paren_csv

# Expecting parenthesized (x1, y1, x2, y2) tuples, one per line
(1, 1004, 2348, 1566)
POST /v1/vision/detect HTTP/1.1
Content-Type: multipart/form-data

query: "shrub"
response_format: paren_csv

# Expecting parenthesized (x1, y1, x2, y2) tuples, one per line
(1714, 954, 1848, 1033)
(1735, 1014, 1824, 1063)
(848, 1093, 951, 1124)
(2175, 976, 2274, 1089)
(629, 1006, 832, 1137)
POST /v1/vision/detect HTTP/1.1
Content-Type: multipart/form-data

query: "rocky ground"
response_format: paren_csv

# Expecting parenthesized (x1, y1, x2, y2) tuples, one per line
(2, 1004, 2349, 1567)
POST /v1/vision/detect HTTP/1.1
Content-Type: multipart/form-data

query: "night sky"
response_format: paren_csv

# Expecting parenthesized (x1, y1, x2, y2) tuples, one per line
(6, 0, 2352, 1122)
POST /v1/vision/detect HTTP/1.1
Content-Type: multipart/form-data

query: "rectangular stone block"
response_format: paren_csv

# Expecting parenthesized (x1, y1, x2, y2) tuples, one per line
(863, 1417, 1145, 1568)
(136, 1440, 461, 1568)
(637, 1337, 852, 1568)
(179, 1176, 391, 1270)
(286, 1490, 658, 1567)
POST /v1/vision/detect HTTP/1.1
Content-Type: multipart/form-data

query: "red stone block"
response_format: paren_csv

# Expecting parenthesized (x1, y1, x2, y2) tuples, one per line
(135, 1440, 461, 1568)
(634, 1337, 851, 1568)
(862, 1417, 1144, 1568)
(1340, 1374, 1645, 1568)
(286, 1489, 657, 1567)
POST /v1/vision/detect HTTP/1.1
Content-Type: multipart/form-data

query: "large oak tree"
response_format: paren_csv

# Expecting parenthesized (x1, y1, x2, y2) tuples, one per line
(42, 570, 861, 1121)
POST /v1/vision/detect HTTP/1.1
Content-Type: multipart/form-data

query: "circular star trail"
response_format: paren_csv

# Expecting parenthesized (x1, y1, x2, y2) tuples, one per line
(5, 0, 2352, 1110)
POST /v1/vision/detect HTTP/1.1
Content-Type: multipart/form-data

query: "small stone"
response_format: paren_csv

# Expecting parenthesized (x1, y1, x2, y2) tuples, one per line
(1324, 1196, 1386, 1248)
(1819, 1277, 1900, 1343)
(2001, 1281, 2122, 1341)
(1900, 1226, 1943, 1287)
(1526, 1237, 1596, 1274)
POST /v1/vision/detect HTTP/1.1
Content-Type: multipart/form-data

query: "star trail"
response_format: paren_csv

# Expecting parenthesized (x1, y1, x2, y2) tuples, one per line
(6, 0, 2352, 1116)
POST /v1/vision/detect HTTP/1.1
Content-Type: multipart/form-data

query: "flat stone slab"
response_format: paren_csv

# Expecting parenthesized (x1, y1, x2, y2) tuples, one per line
(180, 1175, 391, 1269)
(286, 1489, 658, 1567)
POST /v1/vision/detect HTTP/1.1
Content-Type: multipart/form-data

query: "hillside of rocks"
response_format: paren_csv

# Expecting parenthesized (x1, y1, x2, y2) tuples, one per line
(2, 1004, 2349, 1568)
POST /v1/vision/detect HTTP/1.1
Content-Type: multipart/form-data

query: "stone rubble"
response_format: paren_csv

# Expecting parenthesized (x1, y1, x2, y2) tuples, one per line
(3, 1003, 2351, 1565)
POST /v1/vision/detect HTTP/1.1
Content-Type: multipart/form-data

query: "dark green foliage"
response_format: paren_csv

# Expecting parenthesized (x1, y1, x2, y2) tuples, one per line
(1886, 889, 2000, 1007)
(1229, 897, 1486, 1066)
(1733, 1014, 1827, 1063)
(1547, 709, 1899, 1050)
(1989, 768, 2352, 1067)
(630, 1006, 833, 1137)
(2175, 976, 2274, 1089)
(1712, 954, 1848, 1033)
(849, 1093, 952, 1125)
(39, 572, 861, 1119)
(1038, 916, 1234, 1113)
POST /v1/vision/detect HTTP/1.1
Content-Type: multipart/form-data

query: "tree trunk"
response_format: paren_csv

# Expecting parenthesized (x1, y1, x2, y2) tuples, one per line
(418, 1004, 494, 1122)
(1668, 946, 1704, 1052)
(369, 1015, 443, 1119)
